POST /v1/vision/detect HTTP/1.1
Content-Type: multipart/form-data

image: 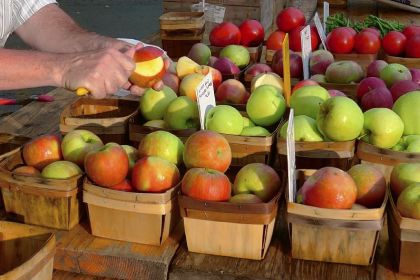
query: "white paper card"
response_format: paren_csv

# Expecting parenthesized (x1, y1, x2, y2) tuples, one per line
(314, 12, 327, 50)
(287, 110, 296, 203)
(300, 25, 312, 80)
(324, 2, 330, 33)
(195, 73, 216, 130)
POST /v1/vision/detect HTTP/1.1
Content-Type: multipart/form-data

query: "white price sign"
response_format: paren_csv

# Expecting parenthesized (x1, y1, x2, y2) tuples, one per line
(300, 25, 312, 80)
(314, 12, 327, 50)
(324, 2, 330, 33)
(195, 73, 216, 130)
(286, 109, 296, 203)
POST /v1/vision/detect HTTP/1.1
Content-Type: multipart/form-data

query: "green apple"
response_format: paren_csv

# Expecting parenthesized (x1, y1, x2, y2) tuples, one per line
(397, 183, 420, 219)
(361, 108, 404, 149)
(164, 96, 199, 129)
(205, 105, 243, 135)
(139, 85, 177, 121)
(290, 85, 330, 119)
(390, 163, 420, 196)
(325, 61, 364, 84)
(219, 45, 250, 69)
(393, 91, 420, 135)
(143, 119, 167, 128)
(391, 140, 406, 151)
(279, 115, 323, 142)
(380, 63, 412, 87)
(240, 126, 270, 136)
(121, 145, 138, 173)
(246, 85, 286, 127)
(407, 140, 420, 153)
(229, 193, 263, 203)
(138, 131, 184, 165)
(61, 129, 103, 167)
(41, 161, 82, 179)
(317, 96, 364, 141)
(242, 117, 255, 128)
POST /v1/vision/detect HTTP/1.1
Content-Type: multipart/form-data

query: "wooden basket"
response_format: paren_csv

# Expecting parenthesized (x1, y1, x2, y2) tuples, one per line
(265, 49, 276, 64)
(333, 53, 377, 73)
(0, 149, 83, 230)
(287, 169, 387, 265)
(318, 82, 358, 99)
(83, 179, 181, 245)
(128, 112, 198, 146)
(179, 181, 282, 260)
(384, 54, 420, 69)
(0, 221, 55, 280)
(317, 0, 347, 7)
(59, 98, 138, 145)
(277, 136, 356, 171)
(387, 191, 420, 275)
(209, 44, 263, 64)
(356, 141, 420, 182)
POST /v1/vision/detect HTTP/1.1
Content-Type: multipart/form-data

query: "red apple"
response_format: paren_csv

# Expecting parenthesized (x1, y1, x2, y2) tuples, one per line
(328, 89, 346, 97)
(292, 80, 319, 93)
(85, 143, 129, 187)
(361, 27, 381, 38)
(22, 134, 62, 170)
(239, 19, 264, 47)
(13, 165, 41, 177)
(266, 30, 286, 50)
(406, 35, 420, 58)
(109, 179, 134, 192)
(272, 50, 302, 79)
(131, 156, 180, 193)
(162, 72, 180, 93)
(216, 79, 250, 104)
(245, 63, 273, 78)
(182, 168, 231, 201)
(276, 7, 305, 32)
(209, 22, 241, 47)
(390, 79, 420, 102)
(410, 68, 420, 85)
(130, 46, 166, 88)
(366, 60, 388, 78)
(138, 130, 184, 165)
(356, 77, 387, 101)
(197, 66, 222, 90)
(289, 25, 320, 52)
(403, 25, 420, 39)
(213, 57, 240, 75)
(361, 87, 394, 111)
(183, 130, 231, 173)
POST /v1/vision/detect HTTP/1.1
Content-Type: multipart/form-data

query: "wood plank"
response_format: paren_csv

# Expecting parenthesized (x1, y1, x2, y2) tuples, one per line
(53, 270, 111, 280)
(54, 221, 184, 280)
(377, 3, 420, 26)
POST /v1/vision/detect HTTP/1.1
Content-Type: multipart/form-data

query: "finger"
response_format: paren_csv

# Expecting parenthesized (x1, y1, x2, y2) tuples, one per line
(115, 50, 136, 73)
(122, 81, 132, 90)
(152, 81, 164, 91)
(134, 42, 145, 51)
(130, 85, 146, 96)
(163, 58, 171, 71)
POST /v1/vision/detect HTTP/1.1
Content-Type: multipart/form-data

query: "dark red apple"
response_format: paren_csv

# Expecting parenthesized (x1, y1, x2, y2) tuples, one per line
(289, 25, 320, 52)
(361, 87, 394, 111)
(390, 80, 420, 102)
(328, 89, 346, 97)
(245, 63, 272, 77)
(272, 49, 302, 79)
(213, 57, 240, 75)
(356, 77, 387, 101)
(239, 19, 264, 47)
(366, 60, 388, 78)
(209, 22, 241, 47)
(410, 68, 420, 85)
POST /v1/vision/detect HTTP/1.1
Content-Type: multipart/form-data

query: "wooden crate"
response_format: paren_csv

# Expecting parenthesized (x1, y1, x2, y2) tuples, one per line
(384, 54, 420, 69)
(179, 180, 282, 260)
(387, 191, 420, 275)
(0, 149, 83, 230)
(287, 169, 387, 265)
(333, 53, 378, 73)
(0, 221, 55, 280)
(265, 49, 276, 64)
(59, 98, 138, 145)
(356, 141, 420, 182)
(317, 0, 347, 7)
(83, 179, 181, 246)
(209, 44, 263, 64)
(318, 82, 358, 100)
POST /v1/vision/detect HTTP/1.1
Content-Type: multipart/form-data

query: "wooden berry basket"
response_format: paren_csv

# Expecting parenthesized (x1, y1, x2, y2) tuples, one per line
(356, 141, 420, 182)
(318, 82, 358, 100)
(83, 179, 181, 245)
(178, 178, 283, 260)
(209, 44, 263, 65)
(387, 190, 420, 274)
(265, 49, 276, 65)
(287, 169, 387, 265)
(384, 54, 420, 69)
(128, 111, 198, 146)
(333, 53, 378, 73)
(0, 149, 83, 230)
(60, 98, 138, 145)
(0, 221, 55, 280)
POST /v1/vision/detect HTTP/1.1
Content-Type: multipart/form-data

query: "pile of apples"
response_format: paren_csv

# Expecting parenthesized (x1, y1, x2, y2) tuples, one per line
(382, 25, 420, 58)
(326, 27, 382, 55)
(297, 164, 386, 209)
(181, 130, 281, 203)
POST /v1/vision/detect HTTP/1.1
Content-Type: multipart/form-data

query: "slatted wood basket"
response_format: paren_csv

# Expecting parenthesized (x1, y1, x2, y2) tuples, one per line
(0, 149, 83, 230)
(384, 54, 420, 69)
(318, 82, 358, 100)
(83, 179, 181, 245)
(287, 169, 387, 265)
(179, 174, 283, 260)
(356, 141, 420, 182)
(265, 49, 276, 65)
(0, 221, 55, 280)
(387, 191, 420, 275)
(60, 98, 138, 145)
(332, 53, 377, 73)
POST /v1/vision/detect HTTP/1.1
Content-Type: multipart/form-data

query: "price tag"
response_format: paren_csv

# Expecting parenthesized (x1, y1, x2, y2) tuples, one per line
(195, 73, 216, 130)
(300, 25, 312, 80)
(324, 2, 330, 33)
(282, 34, 291, 107)
(286, 109, 296, 203)
(314, 12, 327, 50)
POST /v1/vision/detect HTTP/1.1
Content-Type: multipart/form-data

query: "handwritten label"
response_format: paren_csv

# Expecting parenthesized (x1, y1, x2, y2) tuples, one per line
(286, 109, 296, 202)
(300, 25, 312, 80)
(195, 73, 216, 130)
(324, 2, 330, 33)
(191, 2, 225, 23)
(314, 12, 327, 50)
(282, 34, 291, 107)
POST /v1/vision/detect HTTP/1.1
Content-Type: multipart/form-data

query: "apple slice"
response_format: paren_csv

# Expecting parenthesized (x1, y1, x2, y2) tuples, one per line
(176, 56, 200, 79)
(251, 73, 284, 92)
(130, 46, 166, 88)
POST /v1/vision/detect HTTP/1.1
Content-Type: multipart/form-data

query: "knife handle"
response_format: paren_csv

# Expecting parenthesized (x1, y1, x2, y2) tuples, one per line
(76, 87, 89, 96)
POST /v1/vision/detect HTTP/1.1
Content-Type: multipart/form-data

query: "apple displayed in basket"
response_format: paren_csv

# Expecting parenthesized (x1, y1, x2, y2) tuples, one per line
(297, 167, 357, 209)
(13, 165, 41, 177)
(309, 50, 334, 75)
(187, 43, 211, 65)
(209, 22, 241, 47)
(41, 160, 82, 180)
(325, 61, 364, 84)
(398, 135, 420, 153)
(182, 168, 231, 202)
(245, 64, 273, 80)
(206, 105, 244, 135)
(213, 57, 240, 76)
(360, 87, 394, 111)
(290, 85, 330, 119)
(251, 72, 284, 92)
(143, 119, 167, 129)
(390, 163, 420, 197)
(198, 66, 222, 90)
(292, 80, 319, 94)
(397, 183, 420, 219)
(279, 115, 324, 142)
(131, 156, 180, 193)
(183, 130, 231, 173)
(85, 143, 129, 187)
(366, 60, 388, 78)
(129, 46, 166, 88)
(328, 89, 346, 97)
(272, 50, 303, 79)
(23, 134, 63, 170)
(239, 19, 264, 47)
(162, 72, 180, 94)
(233, 163, 281, 202)
(393, 91, 420, 135)
(121, 145, 138, 174)
(380, 63, 412, 87)
(390, 80, 420, 102)
(109, 179, 134, 192)
(356, 77, 387, 101)
(179, 73, 205, 102)
(242, 117, 255, 128)
(215, 79, 249, 105)
(176, 56, 200, 79)
(140, 86, 177, 121)
(348, 164, 386, 208)
(229, 193, 263, 203)
(61, 130, 103, 167)
(410, 68, 420, 85)
(208, 56, 218, 68)
(240, 126, 270, 137)
(138, 130, 184, 165)
(310, 74, 327, 83)
(164, 96, 199, 130)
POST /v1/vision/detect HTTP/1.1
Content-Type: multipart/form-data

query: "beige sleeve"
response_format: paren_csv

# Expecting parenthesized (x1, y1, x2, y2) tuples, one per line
(12, 0, 58, 29)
